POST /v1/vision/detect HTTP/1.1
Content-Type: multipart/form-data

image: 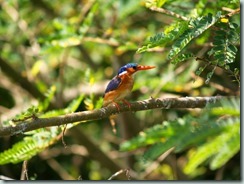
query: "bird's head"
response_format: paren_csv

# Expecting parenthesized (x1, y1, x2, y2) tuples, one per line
(117, 63, 155, 76)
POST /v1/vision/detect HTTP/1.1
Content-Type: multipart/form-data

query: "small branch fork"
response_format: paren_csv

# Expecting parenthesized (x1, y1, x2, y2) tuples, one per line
(108, 168, 131, 180)
(0, 96, 236, 137)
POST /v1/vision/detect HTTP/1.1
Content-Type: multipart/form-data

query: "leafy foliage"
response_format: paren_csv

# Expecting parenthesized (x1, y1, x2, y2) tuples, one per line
(137, 21, 189, 53)
(2, 86, 56, 127)
(185, 118, 239, 173)
(42, 2, 98, 49)
(207, 22, 239, 65)
(0, 0, 240, 180)
(168, 12, 222, 60)
(120, 97, 240, 175)
(0, 93, 84, 165)
(0, 127, 60, 165)
(138, 1, 240, 85)
(170, 53, 195, 65)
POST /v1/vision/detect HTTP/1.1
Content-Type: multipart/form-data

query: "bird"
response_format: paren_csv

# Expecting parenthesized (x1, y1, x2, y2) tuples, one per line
(103, 63, 156, 109)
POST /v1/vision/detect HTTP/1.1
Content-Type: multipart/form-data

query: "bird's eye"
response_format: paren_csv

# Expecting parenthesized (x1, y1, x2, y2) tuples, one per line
(132, 66, 137, 70)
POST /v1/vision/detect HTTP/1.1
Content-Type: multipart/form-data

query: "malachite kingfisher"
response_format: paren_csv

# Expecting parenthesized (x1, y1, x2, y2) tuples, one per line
(103, 63, 156, 108)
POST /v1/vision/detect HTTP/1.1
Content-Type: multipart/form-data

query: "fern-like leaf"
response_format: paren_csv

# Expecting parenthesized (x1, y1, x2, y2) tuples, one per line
(208, 22, 239, 67)
(171, 53, 195, 64)
(143, 114, 226, 161)
(120, 97, 240, 172)
(0, 95, 84, 165)
(168, 12, 222, 59)
(184, 118, 240, 173)
(0, 127, 60, 164)
(137, 21, 188, 53)
(120, 124, 169, 151)
(48, 2, 98, 48)
(210, 119, 240, 170)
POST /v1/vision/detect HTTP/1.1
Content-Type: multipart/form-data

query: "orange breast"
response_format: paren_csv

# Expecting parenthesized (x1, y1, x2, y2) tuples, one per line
(103, 74, 134, 106)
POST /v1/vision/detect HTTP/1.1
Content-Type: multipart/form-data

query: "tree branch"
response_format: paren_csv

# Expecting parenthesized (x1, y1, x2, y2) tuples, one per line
(148, 6, 189, 21)
(0, 96, 234, 137)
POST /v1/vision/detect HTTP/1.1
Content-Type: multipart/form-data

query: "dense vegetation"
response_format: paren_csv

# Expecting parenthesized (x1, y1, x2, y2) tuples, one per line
(0, 0, 240, 180)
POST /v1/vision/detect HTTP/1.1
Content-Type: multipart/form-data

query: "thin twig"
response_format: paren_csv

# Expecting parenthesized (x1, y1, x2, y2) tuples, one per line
(190, 73, 234, 94)
(141, 147, 175, 179)
(82, 36, 119, 46)
(224, 8, 240, 18)
(46, 158, 75, 180)
(195, 57, 240, 87)
(108, 168, 131, 180)
(20, 160, 29, 180)
(62, 124, 68, 148)
(77, 175, 82, 180)
(0, 96, 237, 137)
(222, 7, 237, 13)
(149, 6, 189, 21)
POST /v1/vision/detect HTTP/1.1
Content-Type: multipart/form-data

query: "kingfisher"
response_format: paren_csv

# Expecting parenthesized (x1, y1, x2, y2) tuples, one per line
(103, 63, 155, 108)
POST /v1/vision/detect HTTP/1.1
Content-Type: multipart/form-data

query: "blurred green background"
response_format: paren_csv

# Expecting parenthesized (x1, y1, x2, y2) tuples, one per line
(0, 0, 240, 180)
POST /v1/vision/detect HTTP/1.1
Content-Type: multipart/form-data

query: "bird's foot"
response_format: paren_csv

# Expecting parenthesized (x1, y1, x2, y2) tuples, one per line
(112, 102, 121, 112)
(122, 99, 131, 109)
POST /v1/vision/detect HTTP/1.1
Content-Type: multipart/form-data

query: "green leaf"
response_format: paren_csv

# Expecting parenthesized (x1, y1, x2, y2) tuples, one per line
(64, 94, 85, 113)
(143, 142, 174, 161)
(205, 70, 214, 84)
(168, 12, 222, 59)
(0, 94, 84, 165)
(208, 21, 239, 69)
(120, 97, 240, 172)
(0, 127, 61, 165)
(79, 2, 98, 36)
(137, 21, 188, 53)
(195, 65, 206, 76)
(184, 120, 240, 173)
(210, 122, 240, 170)
(171, 53, 194, 64)
(38, 85, 56, 112)
(120, 124, 168, 151)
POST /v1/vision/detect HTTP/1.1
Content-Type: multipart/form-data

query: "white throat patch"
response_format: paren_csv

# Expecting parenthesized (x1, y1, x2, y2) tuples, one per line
(119, 71, 128, 76)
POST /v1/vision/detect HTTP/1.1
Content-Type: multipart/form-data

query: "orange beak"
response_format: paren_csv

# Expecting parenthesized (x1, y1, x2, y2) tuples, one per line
(137, 65, 156, 71)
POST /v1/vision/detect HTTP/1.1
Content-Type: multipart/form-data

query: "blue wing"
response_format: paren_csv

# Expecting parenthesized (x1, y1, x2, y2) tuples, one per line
(104, 76, 121, 94)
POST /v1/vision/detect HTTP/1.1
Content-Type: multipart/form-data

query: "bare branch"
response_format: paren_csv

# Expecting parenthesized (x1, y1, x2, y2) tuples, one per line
(61, 124, 68, 149)
(82, 36, 119, 46)
(0, 96, 234, 137)
(20, 160, 29, 180)
(223, 8, 240, 18)
(108, 168, 131, 180)
(149, 6, 189, 21)
(141, 147, 175, 179)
